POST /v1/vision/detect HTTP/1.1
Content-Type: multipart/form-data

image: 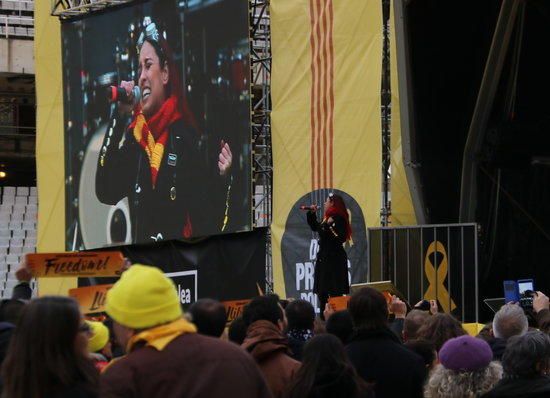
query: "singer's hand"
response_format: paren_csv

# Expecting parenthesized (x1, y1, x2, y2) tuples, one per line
(120, 81, 136, 99)
(309, 205, 318, 212)
(218, 140, 233, 176)
(118, 80, 135, 115)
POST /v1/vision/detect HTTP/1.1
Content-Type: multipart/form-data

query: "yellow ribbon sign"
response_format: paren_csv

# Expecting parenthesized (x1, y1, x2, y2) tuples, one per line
(424, 241, 457, 313)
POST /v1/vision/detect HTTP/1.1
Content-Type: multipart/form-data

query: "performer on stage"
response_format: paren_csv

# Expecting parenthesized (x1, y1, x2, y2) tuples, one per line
(307, 193, 352, 318)
(96, 17, 232, 243)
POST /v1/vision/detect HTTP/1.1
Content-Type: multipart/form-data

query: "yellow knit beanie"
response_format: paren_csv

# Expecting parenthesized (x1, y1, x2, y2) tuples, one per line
(105, 264, 182, 329)
(87, 321, 109, 353)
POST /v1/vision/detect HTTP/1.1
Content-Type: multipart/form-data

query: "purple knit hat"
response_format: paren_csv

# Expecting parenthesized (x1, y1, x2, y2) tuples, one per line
(439, 335, 493, 372)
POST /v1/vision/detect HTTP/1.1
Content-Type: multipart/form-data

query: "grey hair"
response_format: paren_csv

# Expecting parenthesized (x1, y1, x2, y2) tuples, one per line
(492, 304, 528, 340)
(424, 362, 503, 398)
(502, 330, 550, 377)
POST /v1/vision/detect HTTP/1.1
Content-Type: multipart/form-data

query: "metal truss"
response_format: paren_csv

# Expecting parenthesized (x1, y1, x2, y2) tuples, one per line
(51, 0, 133, 19)
(381, 0, 391, 227)
(249, 0, 273, 291)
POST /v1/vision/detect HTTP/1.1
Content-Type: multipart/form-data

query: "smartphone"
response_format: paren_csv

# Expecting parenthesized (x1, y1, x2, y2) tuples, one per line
(503, 280, 519, 303)
(517, 279, 535, 309)
(517, 279, 534, 295)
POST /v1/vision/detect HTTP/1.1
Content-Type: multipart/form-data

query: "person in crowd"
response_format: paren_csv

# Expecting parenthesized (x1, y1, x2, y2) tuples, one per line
(285, 299, 315, 360)
(286, 334, 374, 398)
(87, 321, 113, 372)
(425, 335, 502, 398)
(388, 295, 408, 340)
(416, 312, 467, 351)
(228, 315, 248, 345)
(325, 309, 354, 344)
(100, 264, 271, 398)
(482, 331, 550, 398)
(345, 287, 425, 398)
(188, 298, 227, 338)
(306, 193, 352, 318)
(532, 290, 550, 333)
(1, 297, 99, 398)
(0, 299, 26, 367)
(96, 17, 233, 242)
(242, 295, 300, 398)
(403, 309, 431, 342)
(404, 340, 438, 372)
(477, 323, 494, 342)
(488, 303, 528, 360)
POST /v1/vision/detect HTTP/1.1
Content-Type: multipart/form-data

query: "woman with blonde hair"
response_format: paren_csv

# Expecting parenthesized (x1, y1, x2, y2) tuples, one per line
(425, 335, 502, 398)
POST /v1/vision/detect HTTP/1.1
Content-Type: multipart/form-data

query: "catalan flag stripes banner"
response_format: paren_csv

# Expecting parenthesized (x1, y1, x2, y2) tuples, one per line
(271, 0, 382, 311)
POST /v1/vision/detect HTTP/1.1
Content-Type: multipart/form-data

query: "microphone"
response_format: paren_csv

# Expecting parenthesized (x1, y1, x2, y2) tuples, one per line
(299, 205, 317, 211)
(107, 85, 141, 105)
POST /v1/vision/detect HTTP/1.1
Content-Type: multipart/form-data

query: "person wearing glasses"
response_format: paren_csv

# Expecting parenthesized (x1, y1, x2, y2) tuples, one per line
(307, 193, 352, 319)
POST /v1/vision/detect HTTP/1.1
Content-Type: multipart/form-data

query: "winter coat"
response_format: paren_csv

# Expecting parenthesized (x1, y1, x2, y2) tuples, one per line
(346, 327, 426, 398)
(487, 337, 507, 361)
(482, 375, 550, 398)
(242, 320, 301, 398)
(307, 212, 349, 296)
(100, 332, 271, 398)
(96, 115, 228, 243)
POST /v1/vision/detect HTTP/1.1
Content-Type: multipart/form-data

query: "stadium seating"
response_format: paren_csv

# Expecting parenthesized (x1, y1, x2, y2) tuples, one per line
(0, 186, 37, 298)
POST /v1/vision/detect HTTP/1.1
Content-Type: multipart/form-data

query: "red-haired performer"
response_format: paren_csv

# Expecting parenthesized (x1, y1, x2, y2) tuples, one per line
(307, 193, 352, 319)
(96, 18, 232, 243)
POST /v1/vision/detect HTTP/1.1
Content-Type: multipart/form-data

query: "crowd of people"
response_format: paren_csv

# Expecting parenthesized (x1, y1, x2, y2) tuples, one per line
(0, 263, 550, 398)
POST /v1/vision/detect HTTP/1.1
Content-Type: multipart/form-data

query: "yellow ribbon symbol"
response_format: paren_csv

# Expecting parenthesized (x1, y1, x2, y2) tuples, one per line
(424, 241, 456, 313)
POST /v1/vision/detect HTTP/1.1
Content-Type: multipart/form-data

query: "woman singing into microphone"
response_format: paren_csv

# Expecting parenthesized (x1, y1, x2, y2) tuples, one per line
(307, 193, 352, 318)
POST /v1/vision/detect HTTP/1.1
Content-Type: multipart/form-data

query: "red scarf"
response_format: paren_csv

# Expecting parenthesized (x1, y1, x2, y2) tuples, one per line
(325, 206, 352, 241)
(129, 95, 182, 187)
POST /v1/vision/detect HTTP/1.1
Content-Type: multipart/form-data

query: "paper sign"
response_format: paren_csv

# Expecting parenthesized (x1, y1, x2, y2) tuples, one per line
(222, 299, 251, 324)
(26, 251, 125, 278)
(328, 295, 351, 311)
(69, 284, 114, 314)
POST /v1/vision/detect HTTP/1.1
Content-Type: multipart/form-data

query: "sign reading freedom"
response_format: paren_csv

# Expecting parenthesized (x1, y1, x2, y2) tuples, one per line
(26, 252, 125, 277)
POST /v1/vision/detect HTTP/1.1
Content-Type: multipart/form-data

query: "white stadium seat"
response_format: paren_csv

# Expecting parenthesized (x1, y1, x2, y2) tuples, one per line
(15, 197, 27, 205)
(2, 187, 15, 197)
(16, 187, 29, 196)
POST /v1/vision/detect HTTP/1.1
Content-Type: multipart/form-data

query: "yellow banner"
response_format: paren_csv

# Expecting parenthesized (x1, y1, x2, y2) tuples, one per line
(389, 3, 416, 226)
(271, 0, 382, 307)
(35, 1, 76, 295)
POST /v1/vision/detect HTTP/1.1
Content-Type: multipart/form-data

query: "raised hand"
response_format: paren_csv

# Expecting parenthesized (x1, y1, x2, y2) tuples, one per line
(218, 140, 233, 176)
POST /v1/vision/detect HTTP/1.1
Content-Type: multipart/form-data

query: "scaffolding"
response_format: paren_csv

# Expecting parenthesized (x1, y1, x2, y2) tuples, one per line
(250, 0, 273, 291)
(51, 0, 132, 18)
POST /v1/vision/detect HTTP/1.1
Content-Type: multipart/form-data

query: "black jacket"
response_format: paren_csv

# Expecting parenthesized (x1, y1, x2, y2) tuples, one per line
(96, 113, 227, 243)
(345, 327, 426, 398)
(308, 371, 375, 398)
(482, 375, 550, 398)
(307, 212, 349, 296)
(488, 337, 507, 361)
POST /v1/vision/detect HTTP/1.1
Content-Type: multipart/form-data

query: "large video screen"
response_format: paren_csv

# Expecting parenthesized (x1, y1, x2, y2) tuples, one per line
(62, 0, 251, 250)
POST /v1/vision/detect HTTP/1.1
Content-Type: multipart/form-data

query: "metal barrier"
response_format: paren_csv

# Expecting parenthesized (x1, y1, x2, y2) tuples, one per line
(368, 223, 479, 322)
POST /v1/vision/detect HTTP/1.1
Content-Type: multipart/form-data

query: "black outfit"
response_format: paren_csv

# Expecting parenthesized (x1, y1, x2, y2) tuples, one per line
(96, 113, 228, 243)
(345, 327, 426, 398)
(535, 308, 550, 333)
(286, 328, 313, 361)
(306, 211, 349, 314)
(482, 375, 550, 398)
(487, 337, 507, 361)
(307, 372, 375, 398)
(389, 317, 405, 342)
